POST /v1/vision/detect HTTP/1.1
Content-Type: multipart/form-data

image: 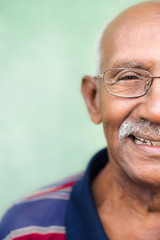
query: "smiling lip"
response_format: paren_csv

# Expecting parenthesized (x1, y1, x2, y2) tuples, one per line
(126, 135, 160, 158)
(133, 136, 160, 147)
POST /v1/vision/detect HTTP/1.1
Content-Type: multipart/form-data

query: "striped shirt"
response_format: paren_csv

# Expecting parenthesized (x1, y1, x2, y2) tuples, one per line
(0, 173, 84, 240)
(0, 148, 109, 240)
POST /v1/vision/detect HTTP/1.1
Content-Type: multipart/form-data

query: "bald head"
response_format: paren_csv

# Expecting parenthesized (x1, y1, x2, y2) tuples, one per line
(97, 1, 160, 73)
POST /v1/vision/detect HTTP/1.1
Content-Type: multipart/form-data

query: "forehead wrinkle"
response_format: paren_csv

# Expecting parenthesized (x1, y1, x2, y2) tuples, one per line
(99, 2, 160, 73)
(100, 22, 160, 72)
(108, 19, 160, 54)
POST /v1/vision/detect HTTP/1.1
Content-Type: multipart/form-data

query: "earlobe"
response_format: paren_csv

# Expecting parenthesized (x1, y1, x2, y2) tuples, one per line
(81, 75, 102, 124)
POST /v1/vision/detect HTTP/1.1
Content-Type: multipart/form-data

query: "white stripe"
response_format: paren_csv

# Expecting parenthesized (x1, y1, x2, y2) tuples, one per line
(3, 225, 66, 240)
(16, 186, 73, 204)
(23, 194, 70, 202)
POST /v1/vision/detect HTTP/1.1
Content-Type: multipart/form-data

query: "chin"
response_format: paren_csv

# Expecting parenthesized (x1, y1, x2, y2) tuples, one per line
(118, 144, 160, 188)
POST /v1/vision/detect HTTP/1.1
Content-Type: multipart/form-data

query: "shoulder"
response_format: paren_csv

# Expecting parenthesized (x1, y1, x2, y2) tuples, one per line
(0, 173, 83, 240)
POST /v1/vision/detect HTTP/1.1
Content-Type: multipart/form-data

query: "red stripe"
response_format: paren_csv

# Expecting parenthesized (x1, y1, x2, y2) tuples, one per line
(14, 233, 66, 240)
(25, 181, 77, 201)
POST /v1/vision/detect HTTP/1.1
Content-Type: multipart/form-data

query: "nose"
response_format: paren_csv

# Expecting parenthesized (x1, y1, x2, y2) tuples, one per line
(136, 78, 160, 123)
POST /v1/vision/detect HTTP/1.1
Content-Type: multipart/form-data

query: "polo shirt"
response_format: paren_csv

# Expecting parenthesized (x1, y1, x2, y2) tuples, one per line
(0, 148, 109, 240)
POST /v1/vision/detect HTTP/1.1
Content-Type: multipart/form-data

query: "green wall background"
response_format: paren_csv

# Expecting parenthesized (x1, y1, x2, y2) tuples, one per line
(0, 0, 145, 217)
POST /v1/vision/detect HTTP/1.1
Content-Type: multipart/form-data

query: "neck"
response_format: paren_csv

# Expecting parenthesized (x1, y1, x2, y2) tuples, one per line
(92, 162, 160, 240)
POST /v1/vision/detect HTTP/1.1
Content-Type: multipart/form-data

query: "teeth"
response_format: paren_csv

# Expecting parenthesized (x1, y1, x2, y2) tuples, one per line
(134, 137, 160, 147)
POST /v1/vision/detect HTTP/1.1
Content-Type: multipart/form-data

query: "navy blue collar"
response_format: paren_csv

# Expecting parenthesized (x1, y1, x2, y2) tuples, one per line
(65, 148, 109, 240)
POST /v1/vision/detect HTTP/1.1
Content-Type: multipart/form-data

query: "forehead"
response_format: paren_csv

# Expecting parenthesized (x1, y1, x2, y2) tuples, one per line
(101, 10, 160, 72)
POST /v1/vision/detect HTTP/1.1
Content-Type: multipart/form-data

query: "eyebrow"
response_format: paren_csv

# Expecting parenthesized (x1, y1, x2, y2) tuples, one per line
(112, 61, 147, 69)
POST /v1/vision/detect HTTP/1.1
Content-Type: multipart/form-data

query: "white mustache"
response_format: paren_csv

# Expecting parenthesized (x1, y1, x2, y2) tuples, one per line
(118, 119, 160, 140)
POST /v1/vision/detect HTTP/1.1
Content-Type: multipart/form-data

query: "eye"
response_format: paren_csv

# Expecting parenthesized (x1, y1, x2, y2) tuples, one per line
(119, 75, 137, 80)
(118, 72, 141, 81)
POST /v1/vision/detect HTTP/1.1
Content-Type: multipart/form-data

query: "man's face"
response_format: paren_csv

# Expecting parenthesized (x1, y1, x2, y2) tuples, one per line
(99, 10, 160, 186)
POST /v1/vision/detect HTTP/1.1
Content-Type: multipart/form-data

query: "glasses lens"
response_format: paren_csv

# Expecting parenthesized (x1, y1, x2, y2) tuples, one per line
(104, 68, 150, 97)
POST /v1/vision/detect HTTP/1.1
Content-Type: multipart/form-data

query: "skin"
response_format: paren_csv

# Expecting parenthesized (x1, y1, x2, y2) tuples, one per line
(82, 1, 160, 240)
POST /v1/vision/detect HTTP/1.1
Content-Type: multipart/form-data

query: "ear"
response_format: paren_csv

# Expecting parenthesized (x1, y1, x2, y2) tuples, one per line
(81, 75, 102, 124)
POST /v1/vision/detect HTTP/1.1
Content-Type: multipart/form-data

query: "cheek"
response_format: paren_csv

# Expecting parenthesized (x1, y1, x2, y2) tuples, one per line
(100, 94, 138, 149)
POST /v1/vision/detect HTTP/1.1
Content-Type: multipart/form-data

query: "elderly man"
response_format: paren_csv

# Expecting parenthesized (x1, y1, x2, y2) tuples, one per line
(1, 1, 160, 239)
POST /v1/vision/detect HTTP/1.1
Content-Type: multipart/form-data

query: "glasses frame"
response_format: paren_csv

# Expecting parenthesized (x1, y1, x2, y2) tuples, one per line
(95, 68, 160, 98)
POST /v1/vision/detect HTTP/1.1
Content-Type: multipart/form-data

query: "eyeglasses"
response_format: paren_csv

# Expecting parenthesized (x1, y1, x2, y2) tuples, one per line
(95, 68, 160, 98)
